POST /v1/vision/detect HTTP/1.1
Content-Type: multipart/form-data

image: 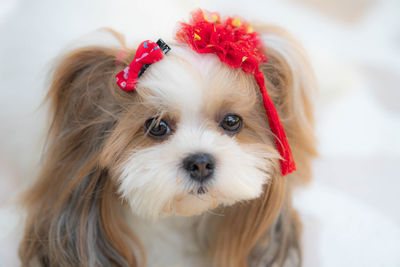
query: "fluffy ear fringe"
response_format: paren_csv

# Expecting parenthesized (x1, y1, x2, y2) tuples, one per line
(18, 33, 145, 266)
(258, 25, 317, 183)
(209, 25, 317, 267)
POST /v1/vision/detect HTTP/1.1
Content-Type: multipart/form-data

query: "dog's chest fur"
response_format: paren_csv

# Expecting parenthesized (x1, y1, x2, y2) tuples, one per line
(129, 214, 209, 267)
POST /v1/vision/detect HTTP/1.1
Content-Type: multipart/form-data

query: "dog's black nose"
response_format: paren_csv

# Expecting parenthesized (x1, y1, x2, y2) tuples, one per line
(183, 153, 215, 182)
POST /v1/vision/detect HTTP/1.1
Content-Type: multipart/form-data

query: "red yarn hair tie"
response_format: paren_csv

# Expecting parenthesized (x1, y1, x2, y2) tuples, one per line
(116, 39, 170, 91)
(176, 9, 296, 176)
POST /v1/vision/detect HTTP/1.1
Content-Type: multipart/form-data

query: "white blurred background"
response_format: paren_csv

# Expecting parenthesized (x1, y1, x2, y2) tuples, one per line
(1, 0, 399, 266)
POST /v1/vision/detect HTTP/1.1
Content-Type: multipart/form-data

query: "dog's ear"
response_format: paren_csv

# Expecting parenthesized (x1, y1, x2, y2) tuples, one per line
(47, 45, 131, 139)
(258, 25, 317, 183)
(19, 43, 145, 266)
(211, 26, 317, 267)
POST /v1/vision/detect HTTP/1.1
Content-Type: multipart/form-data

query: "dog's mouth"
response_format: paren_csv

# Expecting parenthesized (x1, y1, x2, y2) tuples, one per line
(160, 182, 218, 217)
(178, 169, 214, 196)
(189, 186, 208, 195)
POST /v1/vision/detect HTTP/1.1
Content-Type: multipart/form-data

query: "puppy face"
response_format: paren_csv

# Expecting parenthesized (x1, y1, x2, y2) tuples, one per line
(106, 46, 280, 219)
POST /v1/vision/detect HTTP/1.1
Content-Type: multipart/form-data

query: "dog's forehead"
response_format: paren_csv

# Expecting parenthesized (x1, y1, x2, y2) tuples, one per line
(136, 45, 250, 114)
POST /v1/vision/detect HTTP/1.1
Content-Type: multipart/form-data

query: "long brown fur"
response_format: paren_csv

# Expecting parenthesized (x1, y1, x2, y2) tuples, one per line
(208, 25, 316, 267)
(19, 41, 146, 266)
(19, 25, 316, 267)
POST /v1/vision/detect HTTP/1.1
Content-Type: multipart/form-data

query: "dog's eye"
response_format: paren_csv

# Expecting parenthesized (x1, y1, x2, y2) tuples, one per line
(220, 114, 243, 134)
(145, 118, 170, 138)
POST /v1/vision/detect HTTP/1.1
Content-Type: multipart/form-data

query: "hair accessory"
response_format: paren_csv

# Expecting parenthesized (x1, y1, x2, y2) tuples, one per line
(116, 39, 170, 91)
(176, 9, 296, 175)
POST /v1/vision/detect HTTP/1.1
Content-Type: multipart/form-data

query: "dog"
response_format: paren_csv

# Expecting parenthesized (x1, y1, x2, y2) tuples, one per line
(19, 10, 316, 267)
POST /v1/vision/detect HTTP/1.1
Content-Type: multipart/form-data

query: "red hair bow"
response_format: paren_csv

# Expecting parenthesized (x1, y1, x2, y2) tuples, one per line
(116, 40, 164, 91)
(176, 9, 296, 176)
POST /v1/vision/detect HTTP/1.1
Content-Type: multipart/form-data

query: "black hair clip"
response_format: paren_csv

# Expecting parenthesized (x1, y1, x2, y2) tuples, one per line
(138, 38, 171, 78)
(156, 39, 171, 54)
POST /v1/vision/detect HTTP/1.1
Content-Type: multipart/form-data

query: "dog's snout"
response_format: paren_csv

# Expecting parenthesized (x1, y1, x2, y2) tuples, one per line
(183, 153, 215, 182)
